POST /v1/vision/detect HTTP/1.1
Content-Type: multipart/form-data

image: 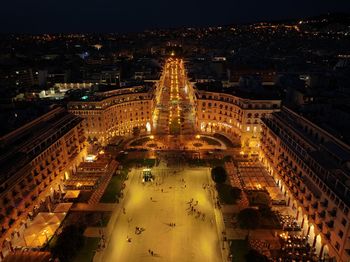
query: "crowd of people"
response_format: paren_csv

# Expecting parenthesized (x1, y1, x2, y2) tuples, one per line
(186, 198, 207, 221)
(278, 214, 301, 231)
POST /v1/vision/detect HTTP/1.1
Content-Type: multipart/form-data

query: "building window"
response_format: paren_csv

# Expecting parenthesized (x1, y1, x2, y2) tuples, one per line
(335, 242, 340, 251)
(338, 230, 344, 239)
(246, 126, 250, 131)
(341, 218, 347, 227)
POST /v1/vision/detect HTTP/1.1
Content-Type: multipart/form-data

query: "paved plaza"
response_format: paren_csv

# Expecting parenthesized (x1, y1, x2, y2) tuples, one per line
(101, 161, 224, 262)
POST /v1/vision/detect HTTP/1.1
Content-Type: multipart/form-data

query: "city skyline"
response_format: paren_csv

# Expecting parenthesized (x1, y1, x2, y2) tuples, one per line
(0, 0, 350, 33)
(0, 6, 350, 262)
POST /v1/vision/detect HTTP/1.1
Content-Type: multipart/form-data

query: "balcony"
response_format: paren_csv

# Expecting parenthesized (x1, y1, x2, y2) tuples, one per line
(306, 194, 312, 201)
(326, 220, 334, 229)
(325, 232, 331, 240)
(328, 209, 337, 218)
(33, 169, 39, 177)
(321, 200, 328, 208)
(22, 190, 30, 198)
(318, 211, 326, 218)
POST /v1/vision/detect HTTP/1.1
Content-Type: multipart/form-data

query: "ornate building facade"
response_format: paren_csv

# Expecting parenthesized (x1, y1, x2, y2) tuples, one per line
(0, 107, 87, 255)
(260, 107, 350, 262)
(68, 85, 155, 145)
(194, 89, 281, 153)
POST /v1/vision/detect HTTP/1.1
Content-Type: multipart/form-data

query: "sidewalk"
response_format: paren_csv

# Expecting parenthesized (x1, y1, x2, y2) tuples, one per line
(92, 168, 136, 262)
(206, 169, 230, 262)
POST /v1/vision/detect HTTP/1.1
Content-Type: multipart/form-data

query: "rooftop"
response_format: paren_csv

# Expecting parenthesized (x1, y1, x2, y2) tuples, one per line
(0, 107, 83, 185)
(67, 82, 154, 102)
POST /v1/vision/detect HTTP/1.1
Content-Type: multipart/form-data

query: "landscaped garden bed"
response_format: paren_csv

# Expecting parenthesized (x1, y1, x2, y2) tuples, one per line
(130, 137, 151, 146)
(200, 136, 221, 146)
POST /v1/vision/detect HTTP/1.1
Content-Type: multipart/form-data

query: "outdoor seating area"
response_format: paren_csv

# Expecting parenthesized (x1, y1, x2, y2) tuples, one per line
(237, 162, 276, 190)
(276, 233, 317, 261)
(63, 190, 80, 201)
(278, 214, 301, 231)
(15, 212, 66, 248)
(77, 160, 109, 173)
(3, 251, 51, 262)
(64, 178, 99, 190)
(64, 158, 114, 190)
(249, 239, 271, 258)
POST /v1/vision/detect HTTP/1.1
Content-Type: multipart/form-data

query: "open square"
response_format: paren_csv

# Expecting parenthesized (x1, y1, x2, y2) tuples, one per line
(101, 162, 223, 262)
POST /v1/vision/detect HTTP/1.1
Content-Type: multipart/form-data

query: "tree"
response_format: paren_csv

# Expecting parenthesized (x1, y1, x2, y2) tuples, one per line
(230, 187, 242, 201)
(245, 249, 269, 262)
(216, 184, 242, 204)
(51, 225, 85, 262)
(211, 166, 227, 183)
(237, 208, 261, 229)
(259, 204, 272, 217)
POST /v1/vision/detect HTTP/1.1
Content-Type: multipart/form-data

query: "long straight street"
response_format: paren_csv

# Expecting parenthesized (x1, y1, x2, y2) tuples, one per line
(154, 58, 195, 135)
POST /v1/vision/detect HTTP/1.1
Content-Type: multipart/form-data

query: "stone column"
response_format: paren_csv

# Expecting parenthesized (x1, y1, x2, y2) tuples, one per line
(319, 244, 325, 260)
(312, 235, 317, 248)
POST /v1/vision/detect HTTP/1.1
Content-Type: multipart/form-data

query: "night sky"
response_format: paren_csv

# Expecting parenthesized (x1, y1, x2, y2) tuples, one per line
(1, 0, 350, 33)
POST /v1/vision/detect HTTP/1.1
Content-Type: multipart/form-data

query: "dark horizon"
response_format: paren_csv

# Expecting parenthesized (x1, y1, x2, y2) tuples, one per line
(1, 0, 350, 33)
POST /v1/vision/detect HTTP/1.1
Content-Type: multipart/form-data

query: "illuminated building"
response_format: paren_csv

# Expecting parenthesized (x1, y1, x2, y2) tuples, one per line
(260, 107, 350, 261)
(0, 107, 87, 256)
(194, 88, 281, 153)
(68, 85, 155, 145)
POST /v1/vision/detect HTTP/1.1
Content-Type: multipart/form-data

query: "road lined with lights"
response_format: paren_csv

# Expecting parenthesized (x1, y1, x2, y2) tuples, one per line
(154, 58, 195, 135)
